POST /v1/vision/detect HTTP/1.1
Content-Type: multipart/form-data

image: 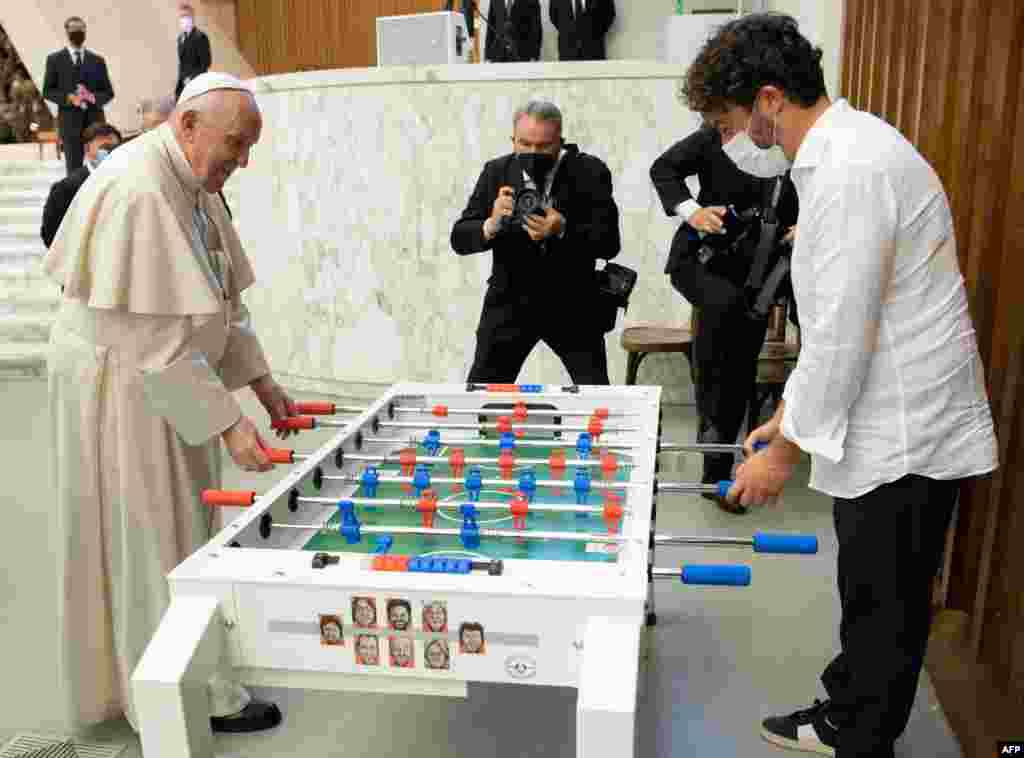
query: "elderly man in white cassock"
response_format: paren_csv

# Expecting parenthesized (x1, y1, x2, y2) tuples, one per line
(43, 73, 290, 735)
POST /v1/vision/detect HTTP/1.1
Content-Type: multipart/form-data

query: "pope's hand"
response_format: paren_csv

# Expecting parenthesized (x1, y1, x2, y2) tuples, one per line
(222, 415, 274, 472)
(523, 207, 564, 241)
(250, 374, 298, 440)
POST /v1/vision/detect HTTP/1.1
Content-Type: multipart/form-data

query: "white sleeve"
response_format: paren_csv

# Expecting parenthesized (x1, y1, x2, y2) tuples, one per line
(781, 167, 899, 463)
(676, 199, 701, 221)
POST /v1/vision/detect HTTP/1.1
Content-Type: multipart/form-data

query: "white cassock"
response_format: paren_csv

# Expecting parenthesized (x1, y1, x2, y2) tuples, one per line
(43, 122, 265, 729)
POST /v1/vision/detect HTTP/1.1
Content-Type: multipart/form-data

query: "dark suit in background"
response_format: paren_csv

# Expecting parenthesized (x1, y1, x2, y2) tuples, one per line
(41, 166, 90, 249)
(485, 0, 542, 62)
(550, 0, 616, 61)
(175, 27, 212, 99)
(651, 125, 798, 487)
(451, 145, 621, 384)
(42, 49, 114, 173)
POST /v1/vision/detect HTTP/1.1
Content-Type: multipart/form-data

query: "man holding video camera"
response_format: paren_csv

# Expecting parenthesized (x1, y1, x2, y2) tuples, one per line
(451, 100, 621, 384)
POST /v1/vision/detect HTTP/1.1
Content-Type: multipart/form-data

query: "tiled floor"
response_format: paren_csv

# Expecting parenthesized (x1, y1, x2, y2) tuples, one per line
(0, 378, 961, 757)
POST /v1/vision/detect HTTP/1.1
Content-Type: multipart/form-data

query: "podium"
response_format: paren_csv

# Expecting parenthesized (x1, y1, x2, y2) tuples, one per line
(377, 12, 472, 66)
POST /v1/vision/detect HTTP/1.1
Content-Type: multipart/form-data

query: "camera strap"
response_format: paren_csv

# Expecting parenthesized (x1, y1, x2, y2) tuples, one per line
(744, 175, 784, 291)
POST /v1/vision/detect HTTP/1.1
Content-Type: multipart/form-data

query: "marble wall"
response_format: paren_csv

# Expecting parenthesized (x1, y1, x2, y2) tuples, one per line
(231, 63, 701, 402)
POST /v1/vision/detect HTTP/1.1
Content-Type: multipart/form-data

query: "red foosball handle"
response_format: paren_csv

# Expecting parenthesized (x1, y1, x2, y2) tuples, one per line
(202, 489, 256, 507)
(266, 448, 295, 464)
(295, 402, 336, 415)
(272, 416, 316, 431)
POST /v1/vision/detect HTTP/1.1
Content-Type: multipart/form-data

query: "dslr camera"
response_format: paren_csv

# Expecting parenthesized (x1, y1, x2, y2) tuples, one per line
(692, 205, 762, 264)
(498, 186, 547, 233)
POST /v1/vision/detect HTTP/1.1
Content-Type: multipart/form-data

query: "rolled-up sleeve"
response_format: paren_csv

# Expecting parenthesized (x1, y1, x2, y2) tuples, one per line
(219, 295, 270, 391)
(781, 166, 898, 463)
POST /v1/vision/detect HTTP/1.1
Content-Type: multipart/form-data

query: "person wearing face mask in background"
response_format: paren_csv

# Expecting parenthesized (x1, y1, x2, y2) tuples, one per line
(451, 99, 621, 385)
(43, 16, 115, 174)
(682, 14, 997, 757)
(650, 120, 798, 514)
(175, 2, 212, 100)
(41, 123, 122, 250)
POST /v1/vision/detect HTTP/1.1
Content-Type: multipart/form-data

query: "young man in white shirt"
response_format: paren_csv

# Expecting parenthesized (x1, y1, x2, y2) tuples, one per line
(680, 13, 998, 758)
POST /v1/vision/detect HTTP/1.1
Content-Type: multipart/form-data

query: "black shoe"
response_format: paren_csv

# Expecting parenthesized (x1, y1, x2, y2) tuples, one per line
(211, 700, 282, 734)
(761, 699, 837, 755)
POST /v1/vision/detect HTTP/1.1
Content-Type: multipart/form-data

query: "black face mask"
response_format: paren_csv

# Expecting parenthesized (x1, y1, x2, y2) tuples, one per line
(68, 30, 86, 47)
(517, 151, 557, 185)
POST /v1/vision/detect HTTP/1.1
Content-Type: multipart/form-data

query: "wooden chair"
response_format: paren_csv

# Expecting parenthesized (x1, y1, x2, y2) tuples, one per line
(620, 310, 700, 385)
(747, 301, 800, 434)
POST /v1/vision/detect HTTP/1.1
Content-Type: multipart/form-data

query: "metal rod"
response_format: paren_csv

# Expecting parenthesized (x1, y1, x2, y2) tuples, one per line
(651, 568, 684, 580)
(340, 452, 632, 469)
(296, 495, 613, 515)
(321, 473, 640, 491)
(392, 405, 637, 419)
(660, 442, 744, 454)
(272, 522, 630, 544)
(653, 535, 751, 547)
(378, 420, 638, 434)
(355, 435, 641, 452)
(656, 481, 724, 494)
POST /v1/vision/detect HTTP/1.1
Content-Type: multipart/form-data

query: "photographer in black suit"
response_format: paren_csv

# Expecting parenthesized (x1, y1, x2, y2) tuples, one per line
(175, 3, 212, 99)
(41, 123, 121, 249)
(452, 100, 621, 384)
(651, 122, 797, 512)
(485, 0, 542, 62)
(42, 16, 115, 174)
(550, 0, 616, 61)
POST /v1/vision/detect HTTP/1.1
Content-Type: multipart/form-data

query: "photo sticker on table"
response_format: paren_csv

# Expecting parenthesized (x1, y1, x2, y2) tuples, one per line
(423, 638, 450, 671)
(318, 614, 344, 647)
(421, 600, 448, 633)
(351, 596, 377, 629)
(354, 633, 380, 666)
(458, 622, 486, 655)
(386, 598, 413, 632)
(388, 635, 415, 669)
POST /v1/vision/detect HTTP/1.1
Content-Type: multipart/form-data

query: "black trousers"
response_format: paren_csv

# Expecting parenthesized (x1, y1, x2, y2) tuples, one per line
(59, 108, 102, 174)
(824, 474, 959, 758)
(670, 254, 767, 481)
(467, 290, 609, 385)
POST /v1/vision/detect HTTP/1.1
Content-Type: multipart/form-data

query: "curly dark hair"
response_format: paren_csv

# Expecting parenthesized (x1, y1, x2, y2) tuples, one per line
(681, 13, 826, 115)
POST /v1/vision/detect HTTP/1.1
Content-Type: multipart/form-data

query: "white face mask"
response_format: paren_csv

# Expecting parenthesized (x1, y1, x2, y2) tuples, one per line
(180, 16, 194, 33)
(721, 107, 792, 179)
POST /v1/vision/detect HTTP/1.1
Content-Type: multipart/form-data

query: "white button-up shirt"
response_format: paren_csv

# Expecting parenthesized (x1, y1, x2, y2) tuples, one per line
(782, 99, 998, 498)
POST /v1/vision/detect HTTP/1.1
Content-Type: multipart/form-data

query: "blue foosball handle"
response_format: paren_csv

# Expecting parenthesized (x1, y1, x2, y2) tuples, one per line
(752, 441, 768, 452)
(717, 480, 733, 498)
(753, 532, 819, 554)
(680, 564, 751, 586)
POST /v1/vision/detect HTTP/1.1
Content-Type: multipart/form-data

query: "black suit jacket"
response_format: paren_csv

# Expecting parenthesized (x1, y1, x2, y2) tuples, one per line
(176, 28, 212, 97)
(42, 49, 114, 134)
(550, 0, 615, 61)
(451, 144, 620, 308)
(485, 0, 542, 62)
(41, 166, 90, 248)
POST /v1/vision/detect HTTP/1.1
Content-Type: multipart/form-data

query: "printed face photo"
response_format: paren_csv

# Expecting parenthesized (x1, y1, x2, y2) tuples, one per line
(424, 639, 450, 670)
(355, 634, 380, 666)
(387, 599, 412, 631)
(422, 601, 448, 632)
(351, 596, 377, 628)
(389, 636, 415, 668)
(318, 614, 343, 646)
(459, 622, 486, 655)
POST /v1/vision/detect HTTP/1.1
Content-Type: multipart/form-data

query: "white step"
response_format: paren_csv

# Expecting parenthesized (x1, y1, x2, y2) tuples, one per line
(0, 342, 49, 376)
(0, 190, 50, 207)
(0, 160, 64, 176)
(0, 244, 46, 268)
(0, 176, 63, 193)
(0, 224, 44, 246)
(0, 286, 61, 316)
(0, 315, 53, 342)
(0, 207, 44, 225)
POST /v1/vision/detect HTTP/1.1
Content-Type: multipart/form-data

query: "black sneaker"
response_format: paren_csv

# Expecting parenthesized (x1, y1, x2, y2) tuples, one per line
(761, 699, 838, 755)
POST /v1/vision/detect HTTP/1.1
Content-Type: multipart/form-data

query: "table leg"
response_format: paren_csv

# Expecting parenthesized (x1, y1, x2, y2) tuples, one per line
(576, 617, 640, 758)
(131, 595, 227, 758)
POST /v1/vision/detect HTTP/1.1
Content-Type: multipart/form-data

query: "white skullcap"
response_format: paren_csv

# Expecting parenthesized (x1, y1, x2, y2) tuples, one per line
(177, 72, 252, 105)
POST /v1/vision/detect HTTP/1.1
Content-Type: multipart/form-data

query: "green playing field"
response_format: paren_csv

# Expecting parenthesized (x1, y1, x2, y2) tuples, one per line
(302, 440, 636, 563)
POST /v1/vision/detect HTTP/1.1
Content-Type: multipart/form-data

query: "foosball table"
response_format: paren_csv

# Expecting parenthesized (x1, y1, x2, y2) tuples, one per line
(131, 383, 817, 758)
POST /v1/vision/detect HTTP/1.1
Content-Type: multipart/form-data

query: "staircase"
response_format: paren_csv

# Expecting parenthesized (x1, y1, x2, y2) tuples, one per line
(0, 159, 63, 378)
